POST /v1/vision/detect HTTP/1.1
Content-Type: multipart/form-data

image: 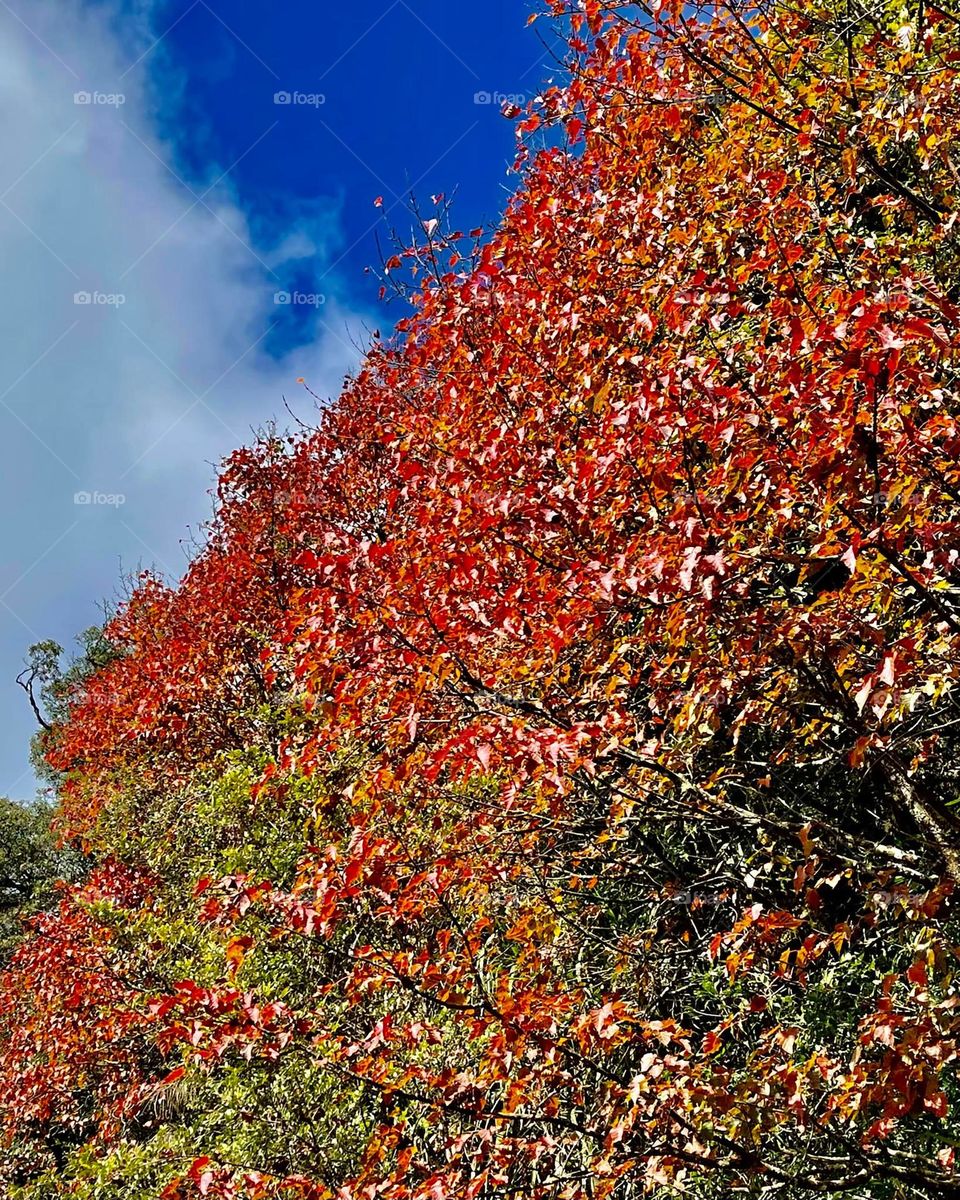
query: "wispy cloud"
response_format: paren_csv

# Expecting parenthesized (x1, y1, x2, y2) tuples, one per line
(0, 0, 369, 797)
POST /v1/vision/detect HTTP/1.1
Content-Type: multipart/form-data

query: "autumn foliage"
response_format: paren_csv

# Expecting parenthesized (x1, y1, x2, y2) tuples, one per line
(5, 1, 960, 1196)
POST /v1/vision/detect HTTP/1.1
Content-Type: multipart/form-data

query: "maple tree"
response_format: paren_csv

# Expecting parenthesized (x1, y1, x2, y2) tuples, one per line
(4, 0, 960, 1197)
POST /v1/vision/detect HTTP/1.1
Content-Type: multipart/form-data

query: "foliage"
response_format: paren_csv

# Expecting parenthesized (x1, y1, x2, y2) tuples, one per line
(19, 626, 123, 787)
(5, 1, 960, 1198)
(0, 798, 82, 962)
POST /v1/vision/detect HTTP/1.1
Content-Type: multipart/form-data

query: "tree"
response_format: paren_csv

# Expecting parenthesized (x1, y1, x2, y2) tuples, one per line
(0, 798, 80, 962)
(5, 1, 960, 1197)
(18, 627, 122, 788)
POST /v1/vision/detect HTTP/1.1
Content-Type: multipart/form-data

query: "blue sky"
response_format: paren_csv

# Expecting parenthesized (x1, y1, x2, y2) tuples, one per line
(0, 0, 557, 800)
(141, 0, 555, 353)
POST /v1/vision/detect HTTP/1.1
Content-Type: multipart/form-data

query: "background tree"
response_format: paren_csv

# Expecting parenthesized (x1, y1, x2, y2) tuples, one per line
(0, 797, 80, 963)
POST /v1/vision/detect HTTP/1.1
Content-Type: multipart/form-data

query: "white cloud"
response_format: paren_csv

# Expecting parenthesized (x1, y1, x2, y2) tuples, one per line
(0, 0, 368, 796)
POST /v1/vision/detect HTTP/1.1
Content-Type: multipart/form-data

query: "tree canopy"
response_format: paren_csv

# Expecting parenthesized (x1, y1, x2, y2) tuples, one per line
(4, 1, 960, 1197)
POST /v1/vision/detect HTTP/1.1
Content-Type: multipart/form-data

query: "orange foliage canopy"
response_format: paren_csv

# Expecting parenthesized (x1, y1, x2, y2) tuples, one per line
(0, 865, 151, 1181)
(8, 1, 960, 1197)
